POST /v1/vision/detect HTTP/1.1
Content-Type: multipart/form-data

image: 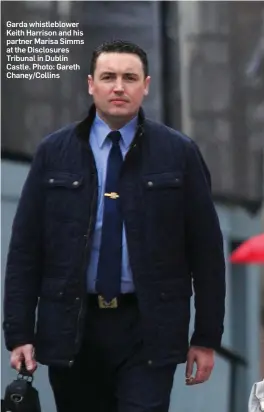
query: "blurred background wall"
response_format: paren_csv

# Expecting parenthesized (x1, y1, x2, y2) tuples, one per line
(1, 1, 264, 411)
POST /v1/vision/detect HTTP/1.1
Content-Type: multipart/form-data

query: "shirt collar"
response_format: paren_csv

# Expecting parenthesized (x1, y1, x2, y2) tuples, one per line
(93, 113, 138, 150)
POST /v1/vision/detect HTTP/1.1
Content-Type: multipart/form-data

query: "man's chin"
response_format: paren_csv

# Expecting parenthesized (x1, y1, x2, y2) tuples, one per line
(107, 107, 131, 117)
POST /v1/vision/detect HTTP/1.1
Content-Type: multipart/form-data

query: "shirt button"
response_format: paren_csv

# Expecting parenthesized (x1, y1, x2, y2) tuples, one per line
(147, 181, 153, 187)
(75, 297, 80, 301)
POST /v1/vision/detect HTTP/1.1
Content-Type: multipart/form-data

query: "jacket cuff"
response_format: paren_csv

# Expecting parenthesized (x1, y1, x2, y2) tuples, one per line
(3, 324, 35, 351)
(190, 331, 223, 350)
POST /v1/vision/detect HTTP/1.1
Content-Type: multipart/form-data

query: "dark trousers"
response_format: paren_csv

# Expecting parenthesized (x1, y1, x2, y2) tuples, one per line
(48, 300, 177, 412)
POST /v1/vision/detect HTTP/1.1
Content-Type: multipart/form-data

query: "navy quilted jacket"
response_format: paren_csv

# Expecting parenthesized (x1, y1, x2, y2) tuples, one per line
(3, 105, 226, 367)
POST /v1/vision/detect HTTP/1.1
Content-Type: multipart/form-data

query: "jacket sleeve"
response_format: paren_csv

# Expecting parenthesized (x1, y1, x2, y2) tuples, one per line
(3, 142, 46, 351)
(184, 139, 226, 350)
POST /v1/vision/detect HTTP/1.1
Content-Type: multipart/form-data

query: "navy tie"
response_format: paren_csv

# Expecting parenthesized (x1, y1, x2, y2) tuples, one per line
(96, 131, 123, 302)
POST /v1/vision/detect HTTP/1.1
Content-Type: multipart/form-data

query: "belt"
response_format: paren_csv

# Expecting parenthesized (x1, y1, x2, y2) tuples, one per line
(87, 293, 137, 309)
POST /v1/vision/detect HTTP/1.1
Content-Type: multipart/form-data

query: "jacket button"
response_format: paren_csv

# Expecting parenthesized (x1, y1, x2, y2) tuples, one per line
(147, 360, 153, 366)
(72, 181, 79, 186)
(59, 291, 63, 297)
(69, 360, 74, 367)
(75, 297, 80, 301)
(49, 178, 54, 184)
(160, 292, 166, 300)
(147, 181, 153, 187)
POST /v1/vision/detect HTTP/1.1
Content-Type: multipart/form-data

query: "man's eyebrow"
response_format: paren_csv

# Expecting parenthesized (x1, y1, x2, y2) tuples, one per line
(99, 71, 115, 77)
(124, 72, 139, 76)
(99, 71, 139, 76)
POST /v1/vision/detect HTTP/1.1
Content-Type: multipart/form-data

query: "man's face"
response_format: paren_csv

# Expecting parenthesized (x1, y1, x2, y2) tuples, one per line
(88, 52, 150, 121)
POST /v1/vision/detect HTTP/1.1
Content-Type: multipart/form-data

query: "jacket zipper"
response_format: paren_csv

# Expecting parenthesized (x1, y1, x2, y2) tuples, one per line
(69, 150, 98, 367)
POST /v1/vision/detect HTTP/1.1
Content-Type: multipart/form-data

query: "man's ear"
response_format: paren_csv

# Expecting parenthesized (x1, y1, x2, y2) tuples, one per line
(144, 76, 151, 96)
(88, 75, 94, 96)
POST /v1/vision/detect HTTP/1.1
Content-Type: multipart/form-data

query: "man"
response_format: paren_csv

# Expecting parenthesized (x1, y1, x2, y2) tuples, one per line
(3, 40, 226, 412)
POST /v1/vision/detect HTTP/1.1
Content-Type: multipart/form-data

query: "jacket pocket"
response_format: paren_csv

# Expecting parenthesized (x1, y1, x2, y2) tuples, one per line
(39, 278, 67, 301)
(141, 172, 184, 229)
(43, 171, 84, 219)
(142, 172, 183, 190)
(44, 172, 83, 189)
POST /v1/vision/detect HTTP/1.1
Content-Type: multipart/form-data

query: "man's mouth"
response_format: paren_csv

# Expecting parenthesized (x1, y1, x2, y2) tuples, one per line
(110, 99, 128, 103)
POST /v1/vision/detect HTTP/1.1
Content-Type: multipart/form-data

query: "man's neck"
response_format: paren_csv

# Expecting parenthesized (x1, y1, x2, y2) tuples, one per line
(96, 110, 138, 131)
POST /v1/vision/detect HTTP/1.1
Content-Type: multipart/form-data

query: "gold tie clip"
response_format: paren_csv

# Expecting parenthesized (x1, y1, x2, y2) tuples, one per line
(104, 192, 119, 199)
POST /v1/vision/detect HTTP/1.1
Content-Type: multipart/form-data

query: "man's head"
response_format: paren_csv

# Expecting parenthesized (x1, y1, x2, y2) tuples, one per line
(88, 40, 151, 129)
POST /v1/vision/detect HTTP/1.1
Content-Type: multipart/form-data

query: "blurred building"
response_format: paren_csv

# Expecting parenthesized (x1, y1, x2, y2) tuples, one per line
(1, 2, 264, 411)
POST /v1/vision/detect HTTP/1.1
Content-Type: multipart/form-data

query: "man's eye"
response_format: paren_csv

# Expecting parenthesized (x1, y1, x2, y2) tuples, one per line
(101, 74, 115, 80)
(125, 75, 136, 81)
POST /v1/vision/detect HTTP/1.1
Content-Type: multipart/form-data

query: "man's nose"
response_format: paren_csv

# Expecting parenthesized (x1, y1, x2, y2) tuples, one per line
(113, 80, 124, 92)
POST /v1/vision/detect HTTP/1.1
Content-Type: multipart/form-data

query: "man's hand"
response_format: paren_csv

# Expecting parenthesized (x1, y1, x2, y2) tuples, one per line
(10, 344, 37, 373)
(185, 346, 214, 385)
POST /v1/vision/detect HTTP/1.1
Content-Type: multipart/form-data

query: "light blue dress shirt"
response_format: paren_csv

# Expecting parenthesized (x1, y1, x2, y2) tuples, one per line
(87, 113, 137, 294)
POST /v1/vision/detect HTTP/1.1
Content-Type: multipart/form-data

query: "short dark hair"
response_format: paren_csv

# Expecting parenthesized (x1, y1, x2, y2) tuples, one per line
(90, 40, 149, 77)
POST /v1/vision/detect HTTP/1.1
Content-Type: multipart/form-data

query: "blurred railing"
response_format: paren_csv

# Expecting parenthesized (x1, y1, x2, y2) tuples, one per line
(216, 345, 247, 412)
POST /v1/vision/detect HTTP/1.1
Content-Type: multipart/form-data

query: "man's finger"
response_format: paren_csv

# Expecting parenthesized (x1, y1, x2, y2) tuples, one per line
(185, 361, 194, 379)
(194, 368, 206, 384)
(185, 353, 195, 379)
(10, 351, 22, 371)
(23, 346, 36, 372)
(192, 368, 212, 385)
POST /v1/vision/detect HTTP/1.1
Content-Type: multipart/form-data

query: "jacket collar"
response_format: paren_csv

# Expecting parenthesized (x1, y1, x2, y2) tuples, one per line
(76, 103, 145, 144)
